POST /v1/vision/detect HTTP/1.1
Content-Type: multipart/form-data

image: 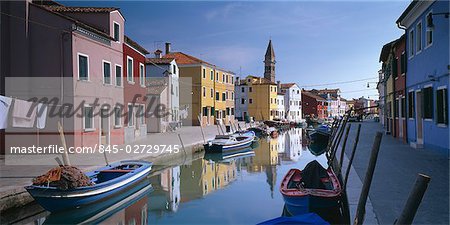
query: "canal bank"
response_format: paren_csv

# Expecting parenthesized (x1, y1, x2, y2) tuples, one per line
(0, 124, 237, 212)
(342, 121, 449, 225)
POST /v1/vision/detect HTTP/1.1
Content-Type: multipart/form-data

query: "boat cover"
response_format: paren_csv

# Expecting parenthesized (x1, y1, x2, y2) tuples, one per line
(257, 213, 330, 225)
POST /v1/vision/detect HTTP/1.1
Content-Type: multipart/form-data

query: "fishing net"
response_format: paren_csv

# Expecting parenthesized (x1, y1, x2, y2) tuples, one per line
(32, 166, 93, 190)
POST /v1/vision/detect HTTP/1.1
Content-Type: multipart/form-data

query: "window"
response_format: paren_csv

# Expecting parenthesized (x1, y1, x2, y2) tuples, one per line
(172, 65, 176, 74)
(408, 91, 415, 119)
(222, 74, 225, 83)
(401, 97, 406, 118)
(114, 106, 122, 127)
(241, 87, 245, 92)
(436, 88, 448, 125)
(394, 99, 399, 118)
(113, 22, 120, 42)
(210, 70, 214, 80)
(416, 22, 422, 53)
(139, 63, 145, 86)
(202, 86, 206, 97)
(78, 53, 89, 80)
(203, 68, 206, 79)
(400, 52, 406, 75)
(222, 92, 226, 101)
(210, 88, 213, 98)
(128, 104, 134, 126)
(392, 57, 398, 79)
(216, 92, 220, 101)
(423, 86, 433, 119)
(115, 65, 122, 86)
(249, 87, 253, 92)
(409, 29, 414, 57)
(225, 75, 229, 83)
(249, 99, 253, 104)
(83, 106, 94, 130)
(426, 12, 433, 47)
(231, 108, 234, 115)
(225, 91, 229, 100)
(138, 105, 145, 124)
(203, 107, 208, 116)
(103, 61, 111, 84)
(241, 98, 245, 104)
(127, 57, 134, 83)
(270, 98, 273, 104)
(231, 92, 234, 100)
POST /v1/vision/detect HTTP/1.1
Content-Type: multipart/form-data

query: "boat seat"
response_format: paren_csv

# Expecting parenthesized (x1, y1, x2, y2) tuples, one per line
(101, 169, 131, 173)
(292, 173, 302, 182)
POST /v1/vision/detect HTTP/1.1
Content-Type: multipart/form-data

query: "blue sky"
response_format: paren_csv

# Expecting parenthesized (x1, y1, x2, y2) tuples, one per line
(65, 1, 410, 99)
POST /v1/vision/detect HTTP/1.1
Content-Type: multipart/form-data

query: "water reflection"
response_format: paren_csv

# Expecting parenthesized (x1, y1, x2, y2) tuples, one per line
(21, 128, 334, 225)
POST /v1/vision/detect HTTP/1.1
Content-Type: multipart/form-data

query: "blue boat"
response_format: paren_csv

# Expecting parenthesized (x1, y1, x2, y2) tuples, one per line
(308, 125, 331, 144)
(25, 160, 152, 212)
(204, 131, 255, 153)
(257, 213, 330, 225)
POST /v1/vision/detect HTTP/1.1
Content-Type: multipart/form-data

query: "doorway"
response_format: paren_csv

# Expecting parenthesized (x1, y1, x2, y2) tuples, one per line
(100, 108, 110, 146)
(415, 91, 423, 146)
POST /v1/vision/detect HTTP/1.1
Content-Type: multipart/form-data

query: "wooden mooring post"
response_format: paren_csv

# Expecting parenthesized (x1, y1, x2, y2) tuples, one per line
(197, 115, 206, 144)
(353, 132, 383, 225)
(395, 174, 431, 225)
(344, 124, 362, 190)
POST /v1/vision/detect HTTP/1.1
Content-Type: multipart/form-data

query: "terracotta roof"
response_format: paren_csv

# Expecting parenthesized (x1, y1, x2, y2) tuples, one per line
(163, 52, 212, 66)
(125, 35, 149, 55)
(146, 58, 175, 65)
(34, 3, 114, 41)
(280, 83, 296, 89)
(43, 5, 119, 13)
(302, 91, 326, 101)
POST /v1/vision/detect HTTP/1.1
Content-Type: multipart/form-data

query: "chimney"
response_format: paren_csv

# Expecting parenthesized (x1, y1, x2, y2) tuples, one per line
(154, 49, 162, 58)
(165, 42, 171, 55)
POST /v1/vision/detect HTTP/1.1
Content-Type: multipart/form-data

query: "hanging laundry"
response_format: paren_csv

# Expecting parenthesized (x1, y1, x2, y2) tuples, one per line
(0, 96, 12, 129)
(36, 103, 48, 129)
(12, 99, 37, 128)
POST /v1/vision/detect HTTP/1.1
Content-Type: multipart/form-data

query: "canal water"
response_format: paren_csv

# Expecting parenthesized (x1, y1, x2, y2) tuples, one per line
(11, 128, 333, 225)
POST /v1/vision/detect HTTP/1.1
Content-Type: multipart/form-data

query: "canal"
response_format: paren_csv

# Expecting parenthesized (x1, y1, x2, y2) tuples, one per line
(7, 128, 333, 225)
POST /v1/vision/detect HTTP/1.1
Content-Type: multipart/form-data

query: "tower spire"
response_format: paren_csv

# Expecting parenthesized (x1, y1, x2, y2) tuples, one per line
(264, 39, 276, 82)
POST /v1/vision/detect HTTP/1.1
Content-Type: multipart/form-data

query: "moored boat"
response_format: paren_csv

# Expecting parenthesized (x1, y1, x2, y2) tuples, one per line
(308, 125, 331, 144)
(280, 160, 342, 213)
(204, 131, 255, 153)
(257, 213, 330, 225)
(25, 160, 152, 212)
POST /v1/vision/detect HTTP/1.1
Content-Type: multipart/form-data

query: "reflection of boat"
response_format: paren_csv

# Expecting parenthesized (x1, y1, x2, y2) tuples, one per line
(204, 131, 255, 152)
(280, 161, 342, 213)
(308, 141, 328, 156)
(257, 213, 330, 225)
(204, 147, 255, 162)
(26, 160, 153, 212)
(43, 178, 153, 224)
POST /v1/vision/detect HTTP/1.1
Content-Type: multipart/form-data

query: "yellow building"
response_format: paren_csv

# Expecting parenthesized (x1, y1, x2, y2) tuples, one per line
(237, 75, 278, 121)
(164, 52, 235, 126)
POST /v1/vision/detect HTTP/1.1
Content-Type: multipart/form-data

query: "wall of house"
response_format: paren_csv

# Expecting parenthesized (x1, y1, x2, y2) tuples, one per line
(284, 85, 302, 122)
(235, 85, 248, 120)
(405, 0, 449, 152)
(301, 93, 318, 118)
(394, 38, 407, 142)
(178, 66, 204, 125)
(72, 31, 124, 148)
(123, 43, 147, 142)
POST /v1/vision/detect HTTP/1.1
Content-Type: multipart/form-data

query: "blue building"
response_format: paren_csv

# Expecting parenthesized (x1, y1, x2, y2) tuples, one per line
(397, 0, 449, 152)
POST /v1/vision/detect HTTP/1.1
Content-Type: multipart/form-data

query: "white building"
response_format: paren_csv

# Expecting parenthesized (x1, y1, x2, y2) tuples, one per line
(279, 83, 302, 122)
(276, 93, 285, 120)
(235, 78, 249, 121)
(146, 49, 180, 124)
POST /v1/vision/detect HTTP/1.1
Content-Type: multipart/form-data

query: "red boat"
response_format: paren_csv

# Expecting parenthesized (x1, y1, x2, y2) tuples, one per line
(280, 161, 342, 214)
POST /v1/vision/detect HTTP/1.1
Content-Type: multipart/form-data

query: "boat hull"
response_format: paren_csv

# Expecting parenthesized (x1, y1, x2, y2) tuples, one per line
(204, 138, 254, 153)
(25, 160, 152, 212)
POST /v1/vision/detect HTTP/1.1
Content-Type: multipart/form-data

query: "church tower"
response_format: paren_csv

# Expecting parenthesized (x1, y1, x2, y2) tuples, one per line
(264, 39, 276, 82)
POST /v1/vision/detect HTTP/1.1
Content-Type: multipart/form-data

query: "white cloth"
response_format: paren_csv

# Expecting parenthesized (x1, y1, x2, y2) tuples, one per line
(36, 103, 48, 129)
(12, 99, 36, 128)
(0, 96, 12, 129)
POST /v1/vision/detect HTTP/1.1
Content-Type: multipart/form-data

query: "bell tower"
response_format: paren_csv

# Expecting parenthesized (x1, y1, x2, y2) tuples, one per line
(264, 39, 276, 82)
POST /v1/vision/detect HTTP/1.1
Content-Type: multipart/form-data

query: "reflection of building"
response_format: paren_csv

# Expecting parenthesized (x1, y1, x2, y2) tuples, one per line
(283, 128, 302, 162)
(179, 159, 236, 202)
(249, 138, 279, 172)
(276, 132, 286, 154)
(148, 165, 181, 219)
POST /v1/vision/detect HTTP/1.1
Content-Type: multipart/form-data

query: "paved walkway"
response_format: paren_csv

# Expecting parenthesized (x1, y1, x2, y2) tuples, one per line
(342, 121, 449, 225)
